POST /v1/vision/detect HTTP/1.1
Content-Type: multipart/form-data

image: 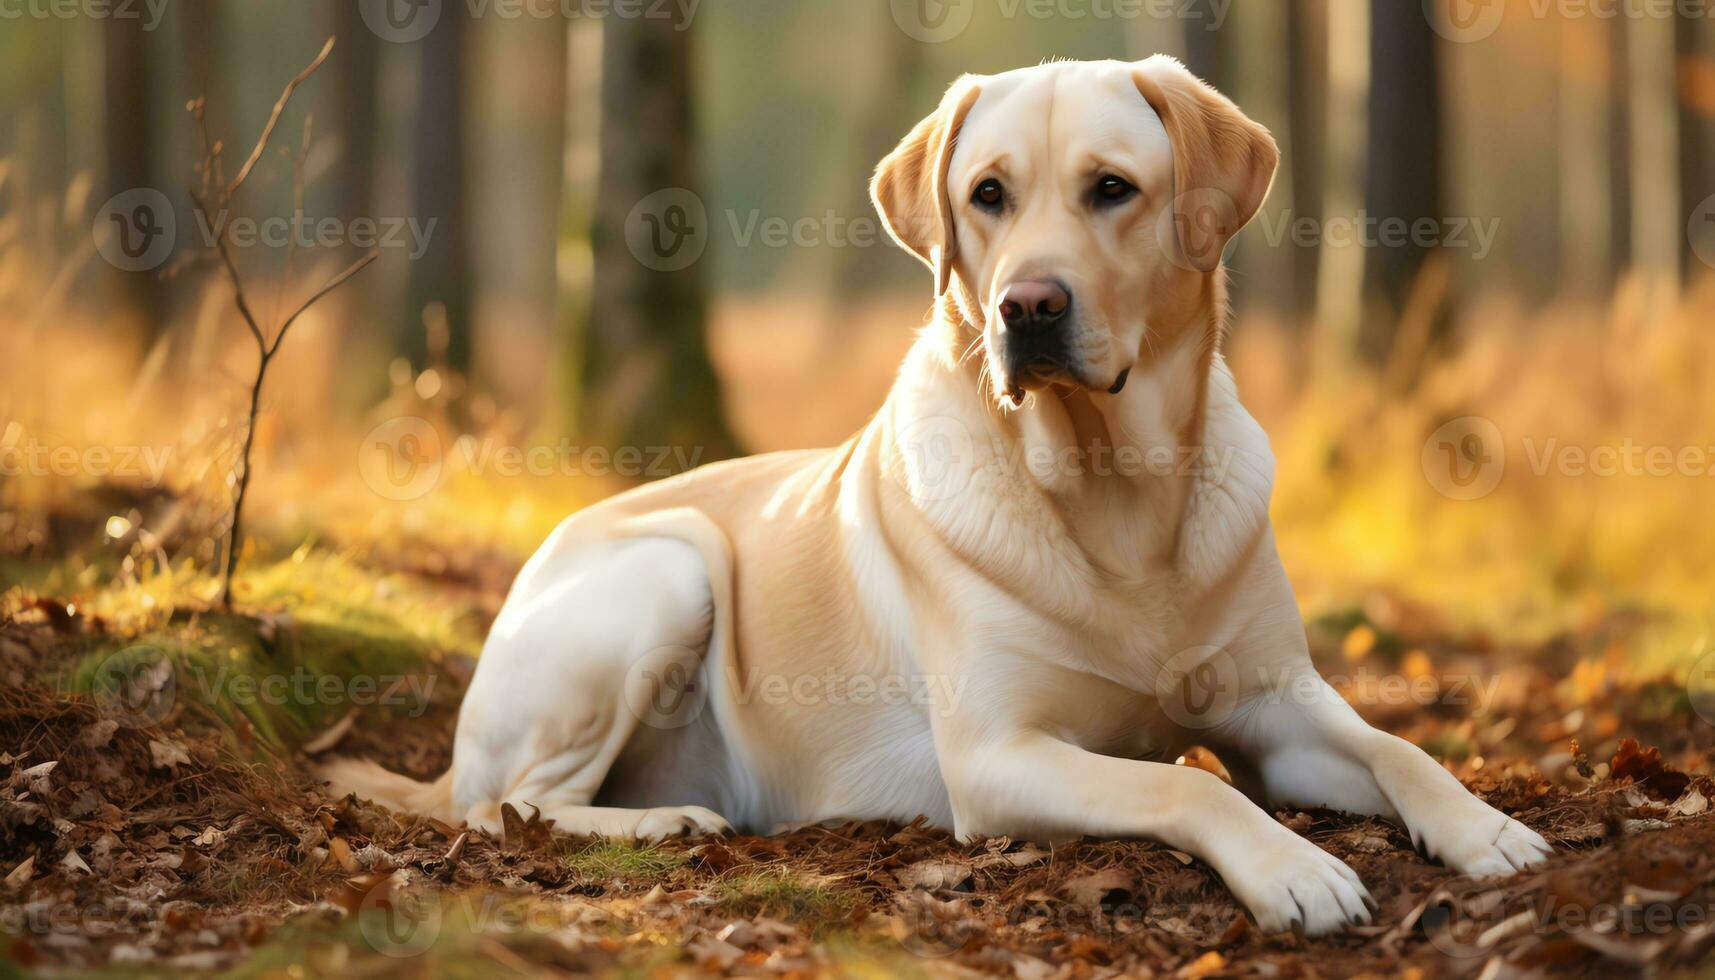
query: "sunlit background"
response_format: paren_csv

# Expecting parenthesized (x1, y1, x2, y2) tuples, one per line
(2, 0, 1712, 661)
(3, 3, 1715, 974)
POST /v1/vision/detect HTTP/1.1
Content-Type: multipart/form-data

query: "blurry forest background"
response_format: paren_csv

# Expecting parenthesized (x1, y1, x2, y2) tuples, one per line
(1, 0, 1713, 673)
(4, 2, 1715, 974)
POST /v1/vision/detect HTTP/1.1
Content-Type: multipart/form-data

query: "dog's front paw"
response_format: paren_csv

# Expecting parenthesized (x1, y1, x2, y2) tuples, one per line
(632, 805, 733, 840)
(1423, 807, 1552, 877)
(1220, 831, 1374, 936)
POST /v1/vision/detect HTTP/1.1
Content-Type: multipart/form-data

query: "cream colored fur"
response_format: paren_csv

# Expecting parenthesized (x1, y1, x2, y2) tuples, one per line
(325, 57, 1549, 936)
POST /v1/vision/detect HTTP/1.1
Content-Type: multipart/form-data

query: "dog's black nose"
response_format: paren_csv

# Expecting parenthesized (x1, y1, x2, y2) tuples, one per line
(998, 280, 1071, 333)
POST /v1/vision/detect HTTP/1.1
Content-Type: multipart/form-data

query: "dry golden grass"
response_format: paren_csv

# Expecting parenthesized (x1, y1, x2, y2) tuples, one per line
(1239, 279, 1715, 674)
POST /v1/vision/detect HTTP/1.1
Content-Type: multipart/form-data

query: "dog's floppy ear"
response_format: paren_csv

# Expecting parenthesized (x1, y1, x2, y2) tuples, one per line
(1133, 56, 1279, 273)
(871, 77, 983, 296)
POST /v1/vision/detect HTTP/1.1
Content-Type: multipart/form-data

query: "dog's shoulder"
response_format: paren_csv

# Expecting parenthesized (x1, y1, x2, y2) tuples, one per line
(1177, 356, 1277, 589)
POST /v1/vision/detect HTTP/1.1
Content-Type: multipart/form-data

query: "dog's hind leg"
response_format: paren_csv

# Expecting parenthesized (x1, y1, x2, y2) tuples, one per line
(447, 533, 733, 841)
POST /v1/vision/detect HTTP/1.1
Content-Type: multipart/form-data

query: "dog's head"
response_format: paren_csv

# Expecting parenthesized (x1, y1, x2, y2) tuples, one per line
(872, 58, 1277, 405)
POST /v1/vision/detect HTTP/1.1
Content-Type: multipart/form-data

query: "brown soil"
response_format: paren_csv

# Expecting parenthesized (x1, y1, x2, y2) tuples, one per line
(4, 580, 1715, 978)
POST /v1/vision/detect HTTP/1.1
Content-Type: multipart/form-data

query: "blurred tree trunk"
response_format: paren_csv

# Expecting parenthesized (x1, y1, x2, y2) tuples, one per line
(1558, 15, 1613, 295)
(318, 4, 382, 394)
(178, 0, 220, 121)
(1286, 0, 1327, 321)
(1312, 0, 1368, 349)
(323, 2, 379, 224)
(832, 17, 927, 304)
(1610, 17, 1634, 272)
(1360, 0, 1443, 364)
(584, 15, 734, 461)
(1220, 1, 1293, 322)
(103, 16, 166, 336)
(1626, 13, 1680, 284)
(470, 18, 569, 422)
(1181, 0, 1232, 90)
(1677, 12, 1713, 278)
(405, 6, 473, 373)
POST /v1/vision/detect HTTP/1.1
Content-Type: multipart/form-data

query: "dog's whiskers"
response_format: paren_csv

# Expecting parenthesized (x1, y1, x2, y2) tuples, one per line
(957, 332, 985, 366)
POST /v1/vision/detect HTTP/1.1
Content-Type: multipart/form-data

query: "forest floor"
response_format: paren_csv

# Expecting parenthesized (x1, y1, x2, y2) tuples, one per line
(5, 488, 1715, 980)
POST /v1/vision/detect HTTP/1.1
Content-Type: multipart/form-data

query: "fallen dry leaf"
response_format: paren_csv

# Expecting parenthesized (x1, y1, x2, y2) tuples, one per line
(500, 801, 555, 853)
(1060, 867, 1136, 907)
(4, 856, 34, 892)
(1177, 950, 1227, 979)
(301, 708, 359, 755)
(687, 934, 745, 970)
(147, 739, 190, 770)
(1610, 738, 1690, 798)
(895, 858, 972, 891)
(327, 836, 358, 874)
(1670, 786, 1709, 817)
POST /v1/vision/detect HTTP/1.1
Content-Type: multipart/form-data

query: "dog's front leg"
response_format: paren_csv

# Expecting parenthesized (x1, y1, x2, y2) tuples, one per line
(1222, 667, 1552, 876)
(939, 730, 1373, 935)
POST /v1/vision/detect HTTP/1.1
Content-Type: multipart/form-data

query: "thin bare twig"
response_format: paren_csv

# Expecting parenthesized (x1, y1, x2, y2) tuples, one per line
(192, 191, 267, 352)
(226, 36, 335, 200)
(182, 36, 371, 612)
(271, 251, 379, 358)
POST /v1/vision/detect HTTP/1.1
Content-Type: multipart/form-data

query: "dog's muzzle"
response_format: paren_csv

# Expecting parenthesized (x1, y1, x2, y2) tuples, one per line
(997, 279, 1077, 401)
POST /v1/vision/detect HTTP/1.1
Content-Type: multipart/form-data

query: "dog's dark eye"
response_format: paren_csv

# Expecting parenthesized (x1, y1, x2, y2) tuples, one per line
(1094, 175, 1137, 206)
(972, 179, 1005, 211)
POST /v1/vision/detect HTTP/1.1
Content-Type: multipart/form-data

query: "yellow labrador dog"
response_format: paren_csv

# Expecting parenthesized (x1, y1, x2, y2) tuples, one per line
(327, 56, 1550, 935)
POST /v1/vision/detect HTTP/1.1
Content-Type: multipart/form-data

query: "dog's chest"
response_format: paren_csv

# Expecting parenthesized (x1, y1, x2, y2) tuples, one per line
(1020, 651, 1197, 762)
